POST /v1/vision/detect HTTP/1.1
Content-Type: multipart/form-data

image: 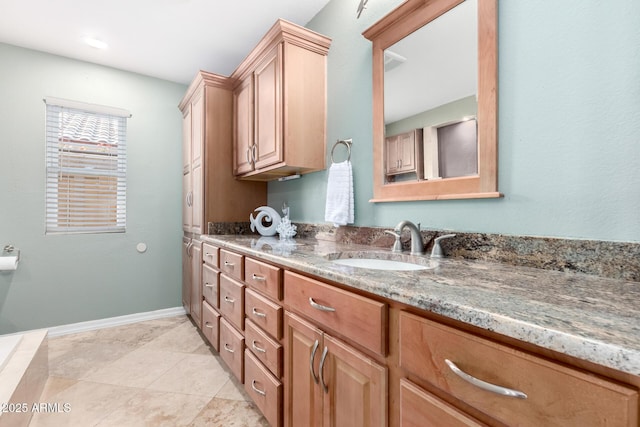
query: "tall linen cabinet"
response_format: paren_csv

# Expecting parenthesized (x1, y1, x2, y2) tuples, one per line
(179, 71, 267, 327)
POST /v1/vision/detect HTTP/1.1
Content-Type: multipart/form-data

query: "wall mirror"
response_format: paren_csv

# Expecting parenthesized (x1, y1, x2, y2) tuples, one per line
(363, 0, 500, 201)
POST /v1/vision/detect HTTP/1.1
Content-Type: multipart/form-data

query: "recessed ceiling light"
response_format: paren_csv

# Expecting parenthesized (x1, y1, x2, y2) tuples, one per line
(84, 37, 108, 50)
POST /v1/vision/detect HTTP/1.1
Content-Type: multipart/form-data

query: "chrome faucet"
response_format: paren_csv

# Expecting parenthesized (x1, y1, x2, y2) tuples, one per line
(393, 220, 424, 255)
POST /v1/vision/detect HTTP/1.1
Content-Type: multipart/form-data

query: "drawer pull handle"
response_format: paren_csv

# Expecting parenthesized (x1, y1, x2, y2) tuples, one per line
(251, 273, 266, 282)
(251, 380, 267, 396)
(252, 307, 267, 318)
(224, 296, 235, 304)
(204, 322, 213, 329)
(224, 261, 235, 268)
(319, 346, 329, 393)
(204, 283, 215, 288)
(252, 340, 267, 353)
(445, 359, 528, 399)
(224, 343, 235, 353)
(309, 297, 336, 312)
(310, 339, 319, 384)
(206, 252, 214, 258)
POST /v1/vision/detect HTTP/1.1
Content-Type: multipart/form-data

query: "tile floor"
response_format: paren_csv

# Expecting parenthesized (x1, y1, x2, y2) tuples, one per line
(29, 315, 269, 426)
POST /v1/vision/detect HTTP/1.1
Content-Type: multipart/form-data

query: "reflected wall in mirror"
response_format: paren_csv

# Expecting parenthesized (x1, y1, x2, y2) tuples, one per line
(364, 0, 500, 201)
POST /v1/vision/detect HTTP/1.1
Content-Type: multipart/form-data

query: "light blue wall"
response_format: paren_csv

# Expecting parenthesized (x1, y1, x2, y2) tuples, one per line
(269, 0, 640, 242)
(0, 43, 187, 333)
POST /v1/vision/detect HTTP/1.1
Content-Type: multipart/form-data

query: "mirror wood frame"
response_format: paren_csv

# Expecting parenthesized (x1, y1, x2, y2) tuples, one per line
(363, 0, 501, 202)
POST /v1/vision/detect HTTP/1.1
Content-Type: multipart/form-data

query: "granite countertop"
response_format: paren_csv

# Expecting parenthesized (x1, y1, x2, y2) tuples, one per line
(202, 234, 640, 376)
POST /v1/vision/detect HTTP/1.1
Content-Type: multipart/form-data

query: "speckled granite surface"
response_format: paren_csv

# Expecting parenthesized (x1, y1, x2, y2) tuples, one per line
(208, 222, 640, 281)
(202, 233, 640, 376)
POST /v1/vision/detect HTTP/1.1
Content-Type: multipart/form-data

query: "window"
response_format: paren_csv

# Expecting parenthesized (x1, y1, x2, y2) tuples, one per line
(45, 97, 130, 234)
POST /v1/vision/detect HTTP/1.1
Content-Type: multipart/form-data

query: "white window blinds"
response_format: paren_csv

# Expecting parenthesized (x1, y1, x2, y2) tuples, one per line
(45, 98, 130, 234)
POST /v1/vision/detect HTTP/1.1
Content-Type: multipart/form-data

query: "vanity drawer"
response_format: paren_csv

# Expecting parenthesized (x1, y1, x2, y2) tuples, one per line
(220, 249, 244, 281)
(400, 378, 486, 427)
(245, 256, 282, 301)
(220, 317, 244, 383)
(245, 288, 283, 340)
(284, 271, 387, 356)
(219, 274, 245, 331)
(202, 264, 219, 308)
(245, 318, 282, 378)
(399, 311, 639, 427)
(201, 301, 220, 352)
(202, 243, 219, 268)
(244, 349, 282, 427)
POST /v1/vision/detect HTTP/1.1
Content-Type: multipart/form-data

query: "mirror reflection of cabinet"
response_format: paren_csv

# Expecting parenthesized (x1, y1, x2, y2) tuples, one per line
(385, 129, 423, 180)
(364, 0, 501, 201)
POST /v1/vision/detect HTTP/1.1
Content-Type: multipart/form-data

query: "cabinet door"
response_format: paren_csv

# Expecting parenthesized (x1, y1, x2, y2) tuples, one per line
(396, 131, 417, 173)
(220, 317, 245, 383)
(385, 135, 400, 174)
(322, 334, 387, 427)
(245, 349, 283, 427)
(202, 263, 219, 308)
(219, 274, 245, 331)
(234, 76, 254, 175)
(182, 239, 192, 314)
(284, 312, 324, 427)
(400, 378, 486, 427)
(399, 311, 639, 427)
(254, 44, 283, 170)
(190, 240, 202, 328)
(202, 301, 220, 351)
(182, 106, 192, 232)
(190, 92, 204, 234)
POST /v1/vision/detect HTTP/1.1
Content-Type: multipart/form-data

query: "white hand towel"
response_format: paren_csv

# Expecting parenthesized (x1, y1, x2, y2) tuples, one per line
(324, 160, 354, 227)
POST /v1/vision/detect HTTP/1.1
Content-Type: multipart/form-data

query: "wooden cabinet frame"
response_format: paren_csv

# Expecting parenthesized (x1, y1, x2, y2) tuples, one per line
(231, 19, 331, 181)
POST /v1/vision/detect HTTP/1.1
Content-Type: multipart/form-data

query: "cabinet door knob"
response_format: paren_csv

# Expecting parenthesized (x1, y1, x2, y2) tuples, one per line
(251, 380, 267, 396)
(310, 339, 319, 384)
(252, 307, 267, 318)
(309, 297, 336, 312)
(444, 359, 527, 399)
(319, 346, 329, 393)
(252, 340, 267, 353)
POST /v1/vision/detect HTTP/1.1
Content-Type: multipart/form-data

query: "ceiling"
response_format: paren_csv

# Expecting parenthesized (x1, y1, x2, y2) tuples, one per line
(0, 0, 331, 85)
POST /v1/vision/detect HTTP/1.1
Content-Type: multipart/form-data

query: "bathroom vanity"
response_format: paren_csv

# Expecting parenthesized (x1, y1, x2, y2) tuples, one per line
(193, 234, 640, 427)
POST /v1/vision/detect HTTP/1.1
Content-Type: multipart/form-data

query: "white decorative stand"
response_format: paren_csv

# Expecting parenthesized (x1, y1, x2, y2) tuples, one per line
(249, 206, 281, 236)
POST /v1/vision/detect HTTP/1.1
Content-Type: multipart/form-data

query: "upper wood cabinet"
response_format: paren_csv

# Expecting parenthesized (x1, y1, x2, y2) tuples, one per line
(231, 19, 331, 181)
(385, 129, 424, 179)
(179, 71, 267, 234)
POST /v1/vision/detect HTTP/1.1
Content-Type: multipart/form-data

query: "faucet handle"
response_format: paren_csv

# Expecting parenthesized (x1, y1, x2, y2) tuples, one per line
(431, 234, 456, 258)
(384, 230, 403, 253)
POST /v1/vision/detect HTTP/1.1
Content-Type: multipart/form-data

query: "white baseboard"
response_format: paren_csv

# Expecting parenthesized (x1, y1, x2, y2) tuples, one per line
(47, 306, 187, 338)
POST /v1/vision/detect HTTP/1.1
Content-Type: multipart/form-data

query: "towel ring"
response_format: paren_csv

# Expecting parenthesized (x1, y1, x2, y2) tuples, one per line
(331, 139, 352, 163)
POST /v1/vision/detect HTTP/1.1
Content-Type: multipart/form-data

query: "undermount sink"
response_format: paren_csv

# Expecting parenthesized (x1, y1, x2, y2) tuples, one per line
(327, 251, 436, 271)
(331, 258, 429, 271)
